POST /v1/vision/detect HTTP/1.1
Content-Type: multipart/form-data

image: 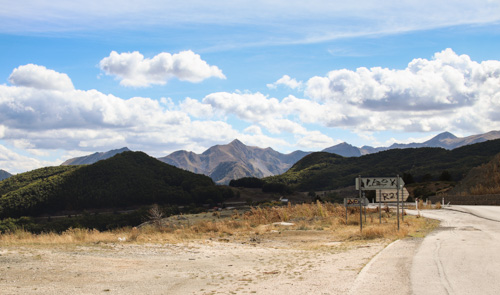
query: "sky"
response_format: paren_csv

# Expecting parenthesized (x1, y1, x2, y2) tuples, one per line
(1, 0, 500, 174)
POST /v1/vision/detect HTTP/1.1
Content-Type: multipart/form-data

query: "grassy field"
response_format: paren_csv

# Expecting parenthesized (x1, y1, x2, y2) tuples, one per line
(0, 201, 439, 246)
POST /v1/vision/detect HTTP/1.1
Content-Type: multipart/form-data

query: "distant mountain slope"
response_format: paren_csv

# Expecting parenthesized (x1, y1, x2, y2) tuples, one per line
(159, 139, 310, 184)
(323, 130, 500, 157)
(0, 169, 12, 181)
(61, 147, 131, 165)
(266, 138, 500, 191)
(386, 131, 500, 150)
(322, 143, 362, 157)
(56, 130, 500, 185)
(0, 152, 223, 218)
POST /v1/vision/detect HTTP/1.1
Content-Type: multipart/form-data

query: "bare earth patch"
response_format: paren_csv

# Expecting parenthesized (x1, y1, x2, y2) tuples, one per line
(0, 231, 390, 295)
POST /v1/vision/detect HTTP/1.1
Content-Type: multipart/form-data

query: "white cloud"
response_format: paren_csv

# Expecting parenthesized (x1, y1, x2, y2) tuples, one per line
(188, 48, 500, 138)
(202, 92, 282, 122)
(305, 48, 496, 110)
(267, 75, 303, 90)
(237, 134, 290, 151)
(99, 50, 226, 87)
(260, 119, 307, 135)
(0, 143, 61, 174)
(180, 97, 214, 118)
(295, 131, 338, 150)
(3, 49, 500, 173)
(304, 49, 500, 133)
(244, 125, 263, 135)
(0, 64, 235, 161)
(9, 64, 74, 91)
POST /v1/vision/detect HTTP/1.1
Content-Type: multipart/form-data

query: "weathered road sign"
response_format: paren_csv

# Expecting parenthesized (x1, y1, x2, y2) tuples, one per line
(376, 188, 410, 202)
(344, 197, 369, 207)
(355, 177, 404, 190)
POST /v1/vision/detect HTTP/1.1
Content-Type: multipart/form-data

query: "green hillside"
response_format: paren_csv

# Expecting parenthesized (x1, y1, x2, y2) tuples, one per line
(266, 139, 500, 191)
(0, 151, 228, 219)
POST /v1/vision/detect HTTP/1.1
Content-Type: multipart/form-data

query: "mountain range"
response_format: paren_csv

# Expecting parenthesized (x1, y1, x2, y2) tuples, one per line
(158, 139, 309, 184)
(325, 130, 500, 156)
(268, 137, 500, 191)
(60, 130, 500, 184)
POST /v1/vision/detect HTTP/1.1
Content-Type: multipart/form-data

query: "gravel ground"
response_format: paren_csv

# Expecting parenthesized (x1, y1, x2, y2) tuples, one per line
(0, 232, 391, 295)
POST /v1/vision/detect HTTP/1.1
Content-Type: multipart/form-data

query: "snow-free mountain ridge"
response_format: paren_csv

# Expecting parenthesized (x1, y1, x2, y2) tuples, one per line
(326, 131, 500, 156)
(59, 131, 500, 184)
(0, 169, 12, 181)
(61, 147, 131, 166)
(158, 139, 309, 184)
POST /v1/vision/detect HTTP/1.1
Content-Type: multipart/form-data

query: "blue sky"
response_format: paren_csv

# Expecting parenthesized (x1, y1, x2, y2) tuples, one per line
(1, 0, 500, 173)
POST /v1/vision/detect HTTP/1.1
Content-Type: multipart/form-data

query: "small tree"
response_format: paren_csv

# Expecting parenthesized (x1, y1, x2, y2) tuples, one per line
(403, 173, 415, 185)
(148, 204, 164, 227)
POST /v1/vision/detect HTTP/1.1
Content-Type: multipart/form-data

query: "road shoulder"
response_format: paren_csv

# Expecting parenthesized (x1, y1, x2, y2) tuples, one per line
(349, 237, 423, 295)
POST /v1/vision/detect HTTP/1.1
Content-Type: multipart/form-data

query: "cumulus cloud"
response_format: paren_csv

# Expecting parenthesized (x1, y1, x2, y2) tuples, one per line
(0, 143, 62, 174)
(1, 64, 230, 157)
(267, 75, 303, 90)
(0, 85, 189, 131)
(260, 119, 307, 135)
(296, 131, 338, 150)
(201, 92, 283, 122)
(4, 49, 500, 173)
(304, 48, 500, 132)
(99, 50, 226, 87)
(1, 64, 298, 172)
(244, 125, 263, 135)
(180, 97, 214, 118)
(306, 48, 498, 110)
(9, 64, 74, 91)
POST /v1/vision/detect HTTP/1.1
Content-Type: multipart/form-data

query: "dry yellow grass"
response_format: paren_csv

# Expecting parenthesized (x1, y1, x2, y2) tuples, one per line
(0, 202, 438, 246)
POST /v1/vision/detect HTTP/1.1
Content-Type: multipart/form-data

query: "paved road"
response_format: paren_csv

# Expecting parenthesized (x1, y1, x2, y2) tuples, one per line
(350, 206, 500, 295)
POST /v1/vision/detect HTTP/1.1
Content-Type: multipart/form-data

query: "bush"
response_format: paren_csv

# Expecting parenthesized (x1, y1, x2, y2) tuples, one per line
(229, 177, 265, 188)
(262, 183, 292, 194)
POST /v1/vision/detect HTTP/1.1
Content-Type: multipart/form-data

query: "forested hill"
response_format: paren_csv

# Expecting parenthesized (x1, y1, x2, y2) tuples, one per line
(0, 151, 229, 218)
(266, 138, 500, 191)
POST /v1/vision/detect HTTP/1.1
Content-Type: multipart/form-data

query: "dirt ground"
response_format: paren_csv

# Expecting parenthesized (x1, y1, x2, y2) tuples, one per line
(0, 231, 390, 295)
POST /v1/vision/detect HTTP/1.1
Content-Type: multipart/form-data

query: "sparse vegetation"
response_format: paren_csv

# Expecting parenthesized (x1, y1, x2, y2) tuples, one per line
(0, 202, 438, 245)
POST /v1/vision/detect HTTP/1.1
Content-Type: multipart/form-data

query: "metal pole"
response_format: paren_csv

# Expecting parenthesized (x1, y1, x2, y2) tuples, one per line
(401, 177, 404, 222)
(359, 175, 362, 232)
(379, 189, 382, 224)
(345, 199, 348, 224)
(363, 191, 366, 223)
(397, 175, 400, 231)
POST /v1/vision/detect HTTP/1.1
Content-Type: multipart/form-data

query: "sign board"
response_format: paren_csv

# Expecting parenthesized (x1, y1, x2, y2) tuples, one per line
(376, 188, 410, 202)
(344, 197, 369, 207)
(355, 177, 404, 190)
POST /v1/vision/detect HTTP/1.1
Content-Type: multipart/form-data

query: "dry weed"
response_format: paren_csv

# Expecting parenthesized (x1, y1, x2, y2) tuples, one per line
(0, 203, 437, 246)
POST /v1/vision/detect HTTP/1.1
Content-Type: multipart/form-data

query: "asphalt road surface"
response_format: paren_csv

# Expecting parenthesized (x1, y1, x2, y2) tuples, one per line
(350, 206, 500, 295)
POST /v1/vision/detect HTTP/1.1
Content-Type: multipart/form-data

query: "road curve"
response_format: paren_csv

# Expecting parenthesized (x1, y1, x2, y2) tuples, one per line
(350, 206, 500, 295)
